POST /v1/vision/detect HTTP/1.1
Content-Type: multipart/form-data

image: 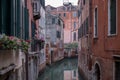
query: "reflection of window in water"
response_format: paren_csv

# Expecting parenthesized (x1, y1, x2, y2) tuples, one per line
(64, 70, 78, 80)
(74, 70, 76, 77)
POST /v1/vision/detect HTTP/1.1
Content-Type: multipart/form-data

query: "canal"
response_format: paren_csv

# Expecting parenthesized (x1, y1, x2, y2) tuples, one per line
(37, 58, 84, 80)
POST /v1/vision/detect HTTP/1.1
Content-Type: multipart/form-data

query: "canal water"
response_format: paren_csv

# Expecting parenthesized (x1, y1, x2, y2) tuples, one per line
(37, 58, 84, 80)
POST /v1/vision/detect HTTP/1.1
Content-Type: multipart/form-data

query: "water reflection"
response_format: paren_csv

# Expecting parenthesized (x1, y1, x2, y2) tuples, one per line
(37, 58, 83, 80)
(64, 70, 78, 80)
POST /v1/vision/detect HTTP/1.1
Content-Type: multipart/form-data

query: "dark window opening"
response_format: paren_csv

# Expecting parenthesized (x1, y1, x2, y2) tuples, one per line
(33, 3, 37, 12)
(57, 31, 61, 38)
(94, 8, 98, 37)
(52, 18, 55, 24)
(115, 61, 120, 80)
(59, 13, 61, 16)
(74, 22, 76, 29)
(83, 0, 85, 5)
(110, 0, 116, 34)
(74, 32, 76, 41)
(64, 13, 66, 17)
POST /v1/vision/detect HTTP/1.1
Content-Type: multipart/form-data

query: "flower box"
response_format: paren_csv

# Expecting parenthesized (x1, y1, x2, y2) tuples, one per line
(0, 34, 30, 52)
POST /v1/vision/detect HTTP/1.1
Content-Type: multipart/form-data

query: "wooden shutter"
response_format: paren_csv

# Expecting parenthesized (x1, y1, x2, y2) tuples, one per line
(24, 7, 29, 40)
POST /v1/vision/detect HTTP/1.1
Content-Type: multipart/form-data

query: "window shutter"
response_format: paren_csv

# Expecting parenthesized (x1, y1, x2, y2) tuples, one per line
(10, 0, 14, 36)
(16, 0, 21, 38)
(2, 0, 11, 35)
(24, 7, 29, 40)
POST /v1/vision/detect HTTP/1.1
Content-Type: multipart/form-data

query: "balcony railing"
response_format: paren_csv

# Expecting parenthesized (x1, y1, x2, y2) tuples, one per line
(32, 0, 41, 20)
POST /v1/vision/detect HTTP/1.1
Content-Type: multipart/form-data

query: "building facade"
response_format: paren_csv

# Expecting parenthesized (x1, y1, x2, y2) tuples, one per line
(46, 4, 78, 44)
(78, 0, 120, 80)
(0, 0, 29, 80)
(0, 0, 42, 80)
(77, 0, 90, 79)
(38, 2, 46, 72)
(45, 13, 64, 64)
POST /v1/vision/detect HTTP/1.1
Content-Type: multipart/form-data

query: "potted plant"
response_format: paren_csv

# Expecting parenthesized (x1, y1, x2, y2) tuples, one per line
(0, 34, 20, 50)
(0, 34, 30, 53)
(21, 40, 30, 52)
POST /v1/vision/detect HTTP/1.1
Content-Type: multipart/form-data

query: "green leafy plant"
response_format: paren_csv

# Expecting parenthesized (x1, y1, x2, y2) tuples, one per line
(21, 40, 29, 52)
(0, 34, 19, 49)
(0, 34, 30, 52)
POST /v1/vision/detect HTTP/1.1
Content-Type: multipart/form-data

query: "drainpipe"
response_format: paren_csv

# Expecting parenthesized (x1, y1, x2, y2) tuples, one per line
(25, 51, 29, 80)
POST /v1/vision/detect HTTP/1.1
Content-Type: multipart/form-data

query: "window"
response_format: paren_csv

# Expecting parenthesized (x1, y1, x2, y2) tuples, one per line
(73, 70, 76, 77)
(108, 0, 116, 35)
(83, 0, 85, 5)
(63, 13, 66, 17)
(33, 3, 37, 12)
(115, 61, 120, 80)
(73, 12, 77, 17)
(86, 17, 89, 34)
(78, 10, 81, 18)
(57, 31, 61, 38)
(58, 19, 61, 26)
(83, 21, 86, 35)
(94, 7, 98, 37)
(78, 27, 81, 39)
(52, 18, 55, 24)
(59, 13, 61, 16)
(73, 32, 76, 41)
(74, 22, 76, 29)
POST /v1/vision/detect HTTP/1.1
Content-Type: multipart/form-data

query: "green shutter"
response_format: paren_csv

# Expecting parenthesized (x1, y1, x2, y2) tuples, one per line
(1, 0, 11, 35)
(24, 7, 29, 40)
(10, 0, 14, 36)
(16, 0, 21, 38)
(2, 0, 7, 34)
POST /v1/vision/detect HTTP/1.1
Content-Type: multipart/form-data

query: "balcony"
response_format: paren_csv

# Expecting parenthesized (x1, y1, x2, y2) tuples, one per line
(32, 0, 41, 20)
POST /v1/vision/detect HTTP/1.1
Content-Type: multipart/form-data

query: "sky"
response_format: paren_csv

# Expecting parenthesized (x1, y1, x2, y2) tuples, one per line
(45, 0, 78, 7)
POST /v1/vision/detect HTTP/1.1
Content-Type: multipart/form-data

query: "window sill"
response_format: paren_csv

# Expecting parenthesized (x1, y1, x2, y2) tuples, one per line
(93, 36, 98, 39)
(107, 34, 117, 37)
